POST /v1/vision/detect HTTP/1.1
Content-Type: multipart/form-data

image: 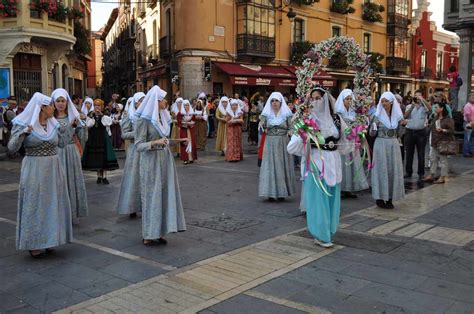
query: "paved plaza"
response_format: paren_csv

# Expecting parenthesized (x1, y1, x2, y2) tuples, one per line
(0, 142, 473, 313)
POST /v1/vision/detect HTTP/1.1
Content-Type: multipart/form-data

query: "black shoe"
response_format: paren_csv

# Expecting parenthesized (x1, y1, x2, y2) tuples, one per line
(102, 178, 110, 184)
(277, 197, 285, 202)
(96, 177, 103, 184)
(268, 197, 276, 202)
(376, 199, 389, 209)
(129, 213, 137, 219)
(344, 192, 358, 199)
(386, 200, 394, 209)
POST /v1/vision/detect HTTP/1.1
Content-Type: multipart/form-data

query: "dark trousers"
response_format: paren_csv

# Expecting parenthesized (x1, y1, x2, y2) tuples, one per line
(404, 129, 427, 176)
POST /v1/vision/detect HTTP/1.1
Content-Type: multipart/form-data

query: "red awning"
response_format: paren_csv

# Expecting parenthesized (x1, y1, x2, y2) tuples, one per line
(285, 66, 336, 88)
(214, 62, 296, 87)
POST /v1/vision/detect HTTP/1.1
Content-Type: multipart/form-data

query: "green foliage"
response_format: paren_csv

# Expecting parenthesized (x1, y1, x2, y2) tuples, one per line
(290, 41, 316, 65)
(73, 20, 91, 55)
(367, 52, 384, 73)
(330, 0, 356, 15)
(362, 2, 385, 23)
(0, 0, 19, 18)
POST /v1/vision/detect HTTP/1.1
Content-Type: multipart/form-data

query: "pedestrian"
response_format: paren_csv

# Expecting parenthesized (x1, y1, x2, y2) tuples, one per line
(207, 98, 217, 138)
(134, 85, 187, 245)
(423, 102, 455, 184)
(370, 91, 407, 209)
(194, 99, 208, 151)
(2, 98, 17, 148)
(8, 93, 73, 258)
(242, 96, 249, 132)
(462, 94, 474, 157)
(82, 99, 119, 184)
(403, 90, 431, 180)
(225, 99, 244, 162)
(117, 93, 145, 218)
(170, 97, 183, 156)
(215, 96, 228, 155)
(110, 103, 123, 150)
(287, 87, 354, 248)
(178, 100, 197, 164)
(258, 92, 295, 201)
(335, 89, 369, 198)
(51, 88, 89, 219)
(247, 100, 260, 145)
(447, 65, 461, 111)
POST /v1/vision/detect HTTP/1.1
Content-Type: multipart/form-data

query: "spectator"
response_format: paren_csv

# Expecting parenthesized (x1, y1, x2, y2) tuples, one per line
(404, 90, 431, 180)
(462, 93, 474, 157)
(447, 65, 461, 111)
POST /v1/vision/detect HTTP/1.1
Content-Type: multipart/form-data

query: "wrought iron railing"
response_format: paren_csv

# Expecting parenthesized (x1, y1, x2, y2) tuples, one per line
(386, 56, 409, 73)
(159, 36, 171, 58)
(237, 34, 275, 58)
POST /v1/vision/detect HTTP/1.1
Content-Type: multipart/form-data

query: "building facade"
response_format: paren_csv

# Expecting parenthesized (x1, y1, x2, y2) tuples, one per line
(444, 0, 474, 106)
(411, 1, 459, 97)
(0, 0, 92, 103)
(86, 29, 104, 98)
(140, 0, 414, 100)
(102, 3, 136, 100)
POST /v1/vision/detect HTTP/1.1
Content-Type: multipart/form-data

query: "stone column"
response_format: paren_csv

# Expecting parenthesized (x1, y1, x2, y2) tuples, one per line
(456, 28, 473, 109)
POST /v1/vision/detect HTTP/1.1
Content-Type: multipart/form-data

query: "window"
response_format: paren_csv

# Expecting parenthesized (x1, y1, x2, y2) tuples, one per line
(363, 33, 371, 53)
(237, 0, 275, 38)
(332, 26, 341, 37)
(436, 51, 443, 77)
(388, 37, 408, 58)
(450, 0, 459, 12)
(387, 0, 408, 17)
(153, 20, 157, 57)
(293, 18, 304, 42)
(421, 49, 427, 72)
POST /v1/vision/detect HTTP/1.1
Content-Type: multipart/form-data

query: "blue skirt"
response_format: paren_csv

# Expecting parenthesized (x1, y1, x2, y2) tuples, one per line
(304, 176, 341, 243)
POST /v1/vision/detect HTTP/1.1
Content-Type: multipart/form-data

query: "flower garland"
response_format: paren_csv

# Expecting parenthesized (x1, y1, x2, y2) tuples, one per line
(294, 36, 374, 189)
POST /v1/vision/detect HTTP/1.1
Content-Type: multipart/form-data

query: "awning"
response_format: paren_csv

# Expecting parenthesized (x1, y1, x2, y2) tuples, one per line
(139, 64, 167, 80)
(214, 62, 296, 87)
(286, 66, 336, 88)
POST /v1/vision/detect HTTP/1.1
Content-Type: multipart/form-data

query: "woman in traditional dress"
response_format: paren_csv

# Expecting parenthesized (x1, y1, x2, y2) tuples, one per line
(8, 93, 73, 257)
(178, 100, 197, 164)
(248, 100, 260, 145)
(82, 99, 119, 184)
(170, 97, 183, 156)
(134, 85, 187, 245)
(215, 96, 229, 155)
(51, 88, 89, 219)
(117, 92, 145, 218)
(79, 97, 94, 151)
(370, 91, 406, 209)
(335, 89, 369, 198)
(225, 99, 244, 162)
(258, 92, 295, 201)
(194, 99, 208, 151)
(110, 103, 123, 149)
(288, 87, 354, 248)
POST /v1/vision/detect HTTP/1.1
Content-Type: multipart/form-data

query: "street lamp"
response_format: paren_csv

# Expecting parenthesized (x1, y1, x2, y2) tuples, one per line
(416, 30, 423, 47)
(287, 8, 297, 21)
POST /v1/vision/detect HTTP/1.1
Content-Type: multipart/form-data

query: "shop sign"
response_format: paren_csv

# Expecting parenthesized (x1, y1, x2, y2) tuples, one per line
(17, 43, 46, 55)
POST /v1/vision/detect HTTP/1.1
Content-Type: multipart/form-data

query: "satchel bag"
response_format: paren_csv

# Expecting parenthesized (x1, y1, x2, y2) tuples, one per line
(437, 138, 457, 155)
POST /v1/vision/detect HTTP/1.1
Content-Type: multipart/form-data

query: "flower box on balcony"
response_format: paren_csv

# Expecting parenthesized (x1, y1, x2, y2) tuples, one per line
(0, 0, 19, 18)
(330, 0, 356, 15)
(30, 0, 70, 23)
(362, 2, 384, 23)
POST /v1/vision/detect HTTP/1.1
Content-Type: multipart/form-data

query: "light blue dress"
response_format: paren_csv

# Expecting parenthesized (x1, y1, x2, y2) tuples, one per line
(135, 118, 186, 239)
(258, 116, 295, 198)
(8, 125, 73, 250)
(116, 115, 142, 215)
(57, 117, 88, 218)
(370, 117, 405, 202)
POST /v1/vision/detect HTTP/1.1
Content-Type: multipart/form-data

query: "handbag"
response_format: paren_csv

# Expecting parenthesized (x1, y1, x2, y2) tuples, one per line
(437, 138, 457, 155)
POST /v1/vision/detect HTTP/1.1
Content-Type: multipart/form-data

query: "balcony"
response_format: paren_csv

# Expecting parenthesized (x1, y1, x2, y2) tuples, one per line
(159, 36, 171, 58)
(419, 68, 434, 80)
(237, 34, 275, 59)
(386, 57, 409, 74)
(147, 44, 158, 64)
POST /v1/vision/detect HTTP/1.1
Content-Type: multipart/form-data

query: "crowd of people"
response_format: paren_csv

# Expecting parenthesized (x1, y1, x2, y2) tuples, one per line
(2, 81, 473, 255)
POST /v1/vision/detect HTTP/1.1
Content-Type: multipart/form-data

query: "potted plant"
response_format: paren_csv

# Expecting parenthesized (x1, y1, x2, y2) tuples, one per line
(0, 0, 19, 18)
(362, 2, 385, 23)
(330, 0, 356, 15)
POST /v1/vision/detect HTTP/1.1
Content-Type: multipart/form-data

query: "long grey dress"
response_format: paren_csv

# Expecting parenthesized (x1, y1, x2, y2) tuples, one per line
(135, 118, 186, 239)
(258, 116, 296, 198)
(339, 116, 369, 192)
(370, 117, 405, 201)
(8, 125, 73, 250)
(116, 115, 142, 215)
(57, 117, 88, 218)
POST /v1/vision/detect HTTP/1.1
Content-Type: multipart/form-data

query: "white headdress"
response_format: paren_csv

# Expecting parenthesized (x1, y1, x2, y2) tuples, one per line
(226, 99, 243, 118)
(261, 91, 293, 126)
(51, 88, 81, 123)
(335, 89, 356, 121)
(218, 96, 229, 116)
(124, 97, 133, 113)
(82, 97, 95, 115)
(310, 88, 339, 138)
(129, 92, 146, 124)
(171, 97, 184, 114)
(375, 91, 404, 129)
(198, 92, 207, 99)
(12, 92, 59, 140)
(181, 99, 195, 116)
(134, 86, 171, 137)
